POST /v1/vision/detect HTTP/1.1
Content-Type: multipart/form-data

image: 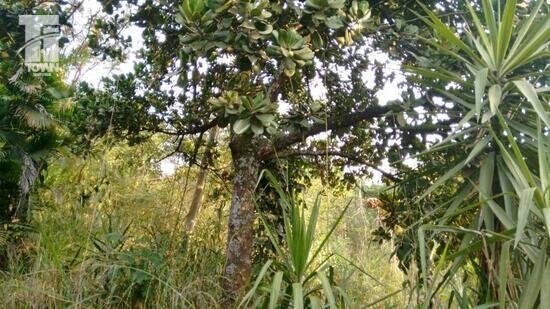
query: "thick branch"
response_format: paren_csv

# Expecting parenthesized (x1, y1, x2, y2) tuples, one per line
(150, 119, 218, 136)
(274, 150, 401, 182)
(262, 104, 402, 157)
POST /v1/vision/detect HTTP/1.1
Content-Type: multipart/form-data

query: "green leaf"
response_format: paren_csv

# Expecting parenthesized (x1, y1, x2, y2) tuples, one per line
(481, 0, 498, 44)
(251, 122, 264, 136)
(544, 208, 550, 239)
(519, 245, 546, 309)
(309, 296, 321, 309)
(506, 0, 545, 62)
(539, 120, 550, 230)
(292, 283, 304, 309)
(233, 118, 251, 134)
(488, 84, 502, 116)
(306, 199, 351, 272)
(419, 136, 490, 201)
(465, 2, 492, 57)
(318, 271, 336, 309)
(294, 48, 314, 61)
(268, 271, 283, 308)
(418, 226, 427, 292)
(479, 152, 496, 230)
(325, 16, 344, 29)
(541, 259, 550, 308)
(495, 0, 516, 67)
(255, 114, 275, 126)
(475, 68, 488, 120)
(498, 241, 511, 307)
(515, 187, 535, 248)
(396, 113, 407, 127)
(503, 17, 550, 74)
(238, 260, 272, 308)
(311, 31, 324, 50)
(513, 79, 550, 128)
(417, 2, 482, 63)
(278, 29, 305, 49)
(497, 164, 517, 220)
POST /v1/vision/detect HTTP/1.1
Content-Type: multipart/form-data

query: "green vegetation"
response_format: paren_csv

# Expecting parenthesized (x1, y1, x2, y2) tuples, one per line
(0, 139, 403, 307)
(0, 0, 548, 307)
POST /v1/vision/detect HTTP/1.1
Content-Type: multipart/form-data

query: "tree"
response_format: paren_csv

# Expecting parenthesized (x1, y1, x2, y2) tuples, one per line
(84, 0, 453, 301)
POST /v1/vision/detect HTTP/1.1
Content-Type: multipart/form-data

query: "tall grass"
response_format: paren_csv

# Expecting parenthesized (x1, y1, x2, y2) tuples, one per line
(0, 139, 406, 307)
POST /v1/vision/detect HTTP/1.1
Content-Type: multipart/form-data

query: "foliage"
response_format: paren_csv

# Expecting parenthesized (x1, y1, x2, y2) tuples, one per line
(0, 138, 403, 307)
(397, 0, 550, 306)
(2, 0, 548, 307)
(0, 138, 227, 307)
(239, 170, 376, 307)
(210, 92, 278, 136)
(0, 1, 73, 245)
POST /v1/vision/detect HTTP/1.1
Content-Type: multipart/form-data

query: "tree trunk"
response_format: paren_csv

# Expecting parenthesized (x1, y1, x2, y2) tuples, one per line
(222, 136, 260, 303)
(183, 127, 218, 233)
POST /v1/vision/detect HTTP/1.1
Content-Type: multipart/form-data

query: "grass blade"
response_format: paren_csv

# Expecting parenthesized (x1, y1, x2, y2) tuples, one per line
(519, 244, 546, 309)
(498, 241, 511, 308)
(268, 271, 283, 308)
(238, 260, 273, 308)
(318, 271, 336, 309)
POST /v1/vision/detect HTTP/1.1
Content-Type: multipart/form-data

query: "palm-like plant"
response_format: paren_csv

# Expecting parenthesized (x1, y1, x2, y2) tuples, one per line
(0, 3, 71, 224)
(238, 170, 352, 308)
(405, 0, 549, 306)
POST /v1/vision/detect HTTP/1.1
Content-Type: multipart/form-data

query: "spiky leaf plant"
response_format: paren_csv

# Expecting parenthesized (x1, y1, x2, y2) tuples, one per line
(404, 0, 549, 306)
(238, 170, 352, 308)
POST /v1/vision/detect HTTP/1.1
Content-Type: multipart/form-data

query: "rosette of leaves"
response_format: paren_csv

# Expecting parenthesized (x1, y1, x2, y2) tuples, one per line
(303, 0, 346, 34)
(176, 0, 233, 53)
(341, 0, 371, 44)
(266, 30, 314, 76)
(304, 0, 346, 19)
(303, 0, 371, 46)
(236, 0, 273, 41)
(210, 92, 277, 136)
(233, 93, 278, 136)
(210, 90, 244, 120)
(283, 100, 325, 134)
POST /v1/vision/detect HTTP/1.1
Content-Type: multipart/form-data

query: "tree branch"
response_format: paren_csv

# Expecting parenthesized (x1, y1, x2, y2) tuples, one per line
(150, 119, 218, 136)
(273, 150, 401, 182)
(261, 104, 402, 157)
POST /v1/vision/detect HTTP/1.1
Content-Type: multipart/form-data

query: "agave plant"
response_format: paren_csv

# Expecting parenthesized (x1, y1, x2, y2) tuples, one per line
(404, 0, 549, 306)
(238, 170, 352, 308)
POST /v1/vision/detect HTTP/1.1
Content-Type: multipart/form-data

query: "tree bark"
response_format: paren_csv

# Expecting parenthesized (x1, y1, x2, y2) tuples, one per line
(222, 135, 261, 304)
(183, 127, 218, 233)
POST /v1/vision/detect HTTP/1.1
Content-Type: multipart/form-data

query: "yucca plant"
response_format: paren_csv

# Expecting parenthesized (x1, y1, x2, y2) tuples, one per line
(239, 170, 352, 308)
(404, 0, 549, 307)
